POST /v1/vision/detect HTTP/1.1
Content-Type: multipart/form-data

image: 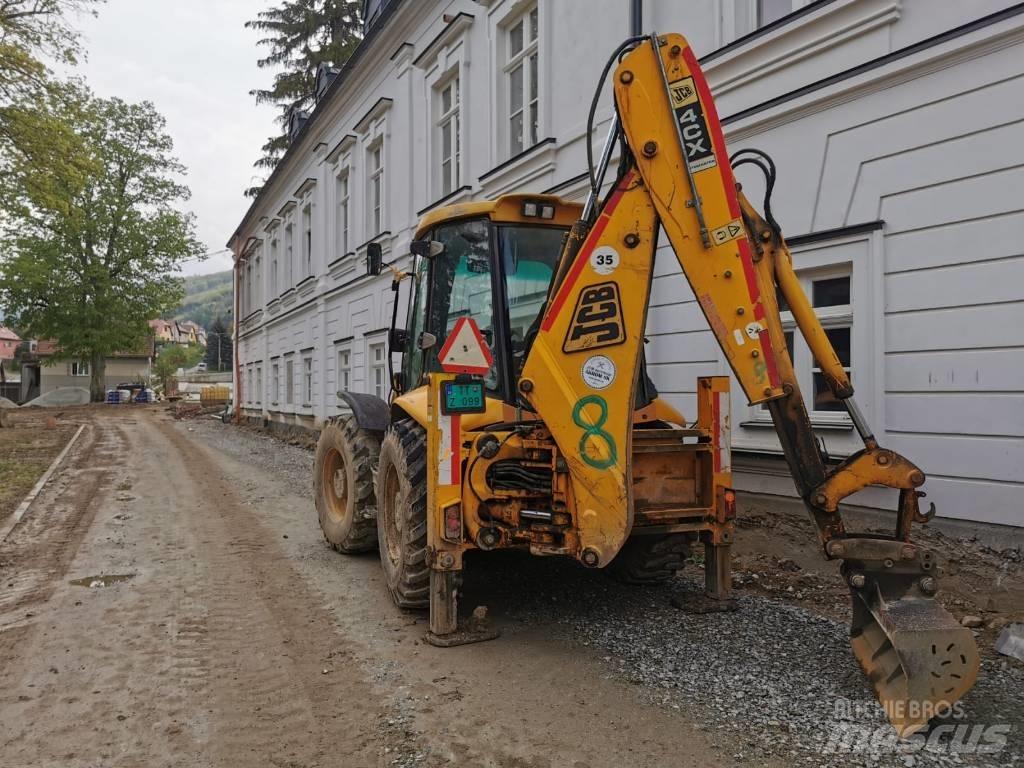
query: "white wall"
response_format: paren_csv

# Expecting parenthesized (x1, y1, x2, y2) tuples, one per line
(232, 0, 1024, 526)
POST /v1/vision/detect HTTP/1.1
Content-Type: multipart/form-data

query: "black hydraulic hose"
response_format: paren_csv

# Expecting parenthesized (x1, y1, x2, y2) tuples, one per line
(730, 148, 781, 235)
(586, 35, 647, 208)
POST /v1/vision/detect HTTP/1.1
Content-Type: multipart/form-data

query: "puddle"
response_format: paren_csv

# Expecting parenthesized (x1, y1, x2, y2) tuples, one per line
(69, 573, 136, 588)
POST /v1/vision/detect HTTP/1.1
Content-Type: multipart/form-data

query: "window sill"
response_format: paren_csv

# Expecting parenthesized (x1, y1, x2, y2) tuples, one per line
(740, 419, 853, 432)
(478, 138, 557, 195)
(418, 185, 473, 217)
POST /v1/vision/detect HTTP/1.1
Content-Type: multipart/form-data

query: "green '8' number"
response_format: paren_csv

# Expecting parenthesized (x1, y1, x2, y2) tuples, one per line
(572, 395, 618, 470)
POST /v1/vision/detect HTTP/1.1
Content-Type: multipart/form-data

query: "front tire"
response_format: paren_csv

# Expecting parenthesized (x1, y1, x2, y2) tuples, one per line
(375, 420, 429, 609)
(314, 415, 380, 553)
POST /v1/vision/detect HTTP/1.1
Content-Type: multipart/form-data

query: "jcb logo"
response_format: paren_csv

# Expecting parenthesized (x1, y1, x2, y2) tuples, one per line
(563, 281, 626, 353)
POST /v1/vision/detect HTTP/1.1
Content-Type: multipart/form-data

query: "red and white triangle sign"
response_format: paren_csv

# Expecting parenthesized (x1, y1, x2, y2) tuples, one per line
(437, 317, 494, 375)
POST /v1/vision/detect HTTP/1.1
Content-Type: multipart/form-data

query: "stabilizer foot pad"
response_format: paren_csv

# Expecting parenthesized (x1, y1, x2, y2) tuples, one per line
(425, 626, 500, 647)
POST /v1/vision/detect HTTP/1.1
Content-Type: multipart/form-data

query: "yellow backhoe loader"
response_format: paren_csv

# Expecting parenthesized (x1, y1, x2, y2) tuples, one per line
(314, 32, 979, 735)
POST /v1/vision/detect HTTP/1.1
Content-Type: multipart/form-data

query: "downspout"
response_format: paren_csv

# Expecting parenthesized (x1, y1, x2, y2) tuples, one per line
(631, 0, 642, 35)
(233, 244, 243, 423)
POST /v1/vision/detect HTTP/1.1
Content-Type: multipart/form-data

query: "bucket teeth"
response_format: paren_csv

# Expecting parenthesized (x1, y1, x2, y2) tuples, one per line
(850, 584, 980, 736)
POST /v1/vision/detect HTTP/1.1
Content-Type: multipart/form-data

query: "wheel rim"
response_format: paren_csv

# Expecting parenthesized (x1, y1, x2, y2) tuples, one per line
(381, 463, 403, 567)
(322, 447, 348, 523)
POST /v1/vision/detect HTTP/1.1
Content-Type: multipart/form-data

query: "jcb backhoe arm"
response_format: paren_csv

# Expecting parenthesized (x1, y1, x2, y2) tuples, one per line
(522, 32, 978, 735)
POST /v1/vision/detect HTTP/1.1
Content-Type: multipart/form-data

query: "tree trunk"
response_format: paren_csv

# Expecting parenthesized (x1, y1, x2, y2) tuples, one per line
(90, 352, 106, 402)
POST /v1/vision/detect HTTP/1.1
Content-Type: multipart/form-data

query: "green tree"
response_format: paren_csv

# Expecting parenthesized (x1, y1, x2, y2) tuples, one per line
(246, 0, 362, 188)
(0, 88, 204, 402)
(0, 1, 101, 198)
(203, 316, 233, 372)
(152, 343, 202, 394)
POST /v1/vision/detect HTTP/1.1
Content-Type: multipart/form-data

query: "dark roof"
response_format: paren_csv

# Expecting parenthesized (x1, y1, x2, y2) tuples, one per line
(228, 0, 408, 251)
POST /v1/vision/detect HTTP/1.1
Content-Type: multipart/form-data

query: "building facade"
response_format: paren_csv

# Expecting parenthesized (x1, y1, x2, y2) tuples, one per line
(229, 0, 1024, 527)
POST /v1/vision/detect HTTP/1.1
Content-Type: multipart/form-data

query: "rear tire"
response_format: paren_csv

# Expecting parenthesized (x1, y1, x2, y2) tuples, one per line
(608, 534, 691, 585)
(314, 415, 380, 553)
(375, 420, 429, 609)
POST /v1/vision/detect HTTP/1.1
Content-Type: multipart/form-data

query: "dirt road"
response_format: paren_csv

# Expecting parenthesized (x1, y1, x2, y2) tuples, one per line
(0, 409, 1020, 768)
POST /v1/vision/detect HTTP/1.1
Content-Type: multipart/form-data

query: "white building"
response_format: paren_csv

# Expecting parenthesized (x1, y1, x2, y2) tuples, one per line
(229, 0, 1024, 528)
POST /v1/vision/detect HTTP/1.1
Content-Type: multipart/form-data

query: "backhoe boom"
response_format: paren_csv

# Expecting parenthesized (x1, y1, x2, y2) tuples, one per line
(521, 32, 979, 736)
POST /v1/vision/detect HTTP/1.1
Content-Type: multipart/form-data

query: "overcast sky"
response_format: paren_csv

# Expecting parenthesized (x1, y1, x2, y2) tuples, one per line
(73, 0, 279, 275)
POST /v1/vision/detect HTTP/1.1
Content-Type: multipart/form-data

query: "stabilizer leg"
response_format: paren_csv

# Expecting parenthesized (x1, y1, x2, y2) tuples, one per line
(425, 570, 500, 648)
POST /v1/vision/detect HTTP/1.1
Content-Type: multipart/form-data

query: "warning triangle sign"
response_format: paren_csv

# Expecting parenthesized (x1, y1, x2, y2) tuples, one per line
(437, 317, 494, 375)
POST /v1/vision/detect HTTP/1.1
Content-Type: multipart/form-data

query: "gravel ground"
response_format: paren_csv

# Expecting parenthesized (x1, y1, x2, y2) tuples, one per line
(191, 418, 1024, 768)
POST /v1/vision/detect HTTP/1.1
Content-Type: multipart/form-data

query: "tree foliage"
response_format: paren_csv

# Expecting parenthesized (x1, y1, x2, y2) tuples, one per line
(246, 0, 362, 188)
(0, 87, 204, 401)
(202, 315, 233, 372)
(152, 343, 202, 393)
(0, 1, 102, 192)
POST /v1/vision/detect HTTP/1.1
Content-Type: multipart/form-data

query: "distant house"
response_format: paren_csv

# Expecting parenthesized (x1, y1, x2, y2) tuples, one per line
(18, 337, 156, 401)
(149, 319, 175, 343)
(149, 318, 207, 347)
(0, 327, 19, 362)
(178, 320, 206, 346)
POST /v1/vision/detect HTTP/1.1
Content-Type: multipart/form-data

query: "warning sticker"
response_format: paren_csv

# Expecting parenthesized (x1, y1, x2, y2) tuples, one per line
(711, 219, 744, 246)
(581, 355, 616, 390)
(669, 77, 716, 173)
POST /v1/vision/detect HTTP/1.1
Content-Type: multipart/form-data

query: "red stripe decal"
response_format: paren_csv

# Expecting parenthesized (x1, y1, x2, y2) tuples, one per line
(681, 45, 779, 388)
(451, 414, 461, 485)
(541, 171, 635, 332)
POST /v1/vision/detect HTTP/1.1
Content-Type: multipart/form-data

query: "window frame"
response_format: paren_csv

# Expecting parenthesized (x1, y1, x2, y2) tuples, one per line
(301, 201, 313, 279)
(367, 140, 384, 236)
(335, 167, 351, 257)
(503, 4, 540, 158)
(255, 365, 262, 404)
(283, 217, 295, 290)
(368, 340, 386, 399)
(285, 357, 295, 405)
(70, 360, 90, 377)
(337, 346, 351, 393)
(752, 264, 854, 426)
(436, 73, 461, 197)
(302, 356, 313, 406)
(271, 362, 280, 405)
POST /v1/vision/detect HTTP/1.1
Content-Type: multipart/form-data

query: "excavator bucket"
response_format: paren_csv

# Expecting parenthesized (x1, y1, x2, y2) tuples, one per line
(850, 580, 980, 736)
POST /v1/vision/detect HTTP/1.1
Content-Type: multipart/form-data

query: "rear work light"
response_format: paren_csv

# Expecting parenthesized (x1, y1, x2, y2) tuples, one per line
(522, 201, 556, 220)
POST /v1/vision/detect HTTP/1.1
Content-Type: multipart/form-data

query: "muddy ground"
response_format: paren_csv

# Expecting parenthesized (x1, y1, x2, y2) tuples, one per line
(0, 407, 80, 522)
(0, 407, 1020, 768)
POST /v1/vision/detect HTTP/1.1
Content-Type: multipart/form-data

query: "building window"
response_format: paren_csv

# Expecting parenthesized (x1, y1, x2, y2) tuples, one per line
(369, 342, 385, 398)
(244, 263, 252, 316)
(285, 358, 294, 405)
(284, 220, 294, 288)
(303, 356, 313, 405)
(246, 367, 253, 403)
(337, 348, 351, 392)
(269, 235, 279, 296)
(505, 5, 539, 157)
(336, 170, 350, 256)
(301, 203, 313, 278)
(437, 76, 461, 196)
(70, 361, 90, 377)
(255, 365, 262, 404)
(368, 142, 384, 236)
(272, 363, 280, 403)
(254, 252, 262, 308)
(762, 268, 853, 420)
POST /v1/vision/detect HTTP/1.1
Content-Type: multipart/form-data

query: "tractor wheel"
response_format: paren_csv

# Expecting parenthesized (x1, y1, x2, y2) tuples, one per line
(608, 534, 691, 585)
(313, 415, 380, 553)
(375, 419, 429, 609)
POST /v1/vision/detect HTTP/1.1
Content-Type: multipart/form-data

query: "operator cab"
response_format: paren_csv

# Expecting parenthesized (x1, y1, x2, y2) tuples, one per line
(393, 195, 581, 405)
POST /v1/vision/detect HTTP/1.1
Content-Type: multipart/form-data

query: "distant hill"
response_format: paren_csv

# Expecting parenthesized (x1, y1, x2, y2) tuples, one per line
(174, 270, 233, 330)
